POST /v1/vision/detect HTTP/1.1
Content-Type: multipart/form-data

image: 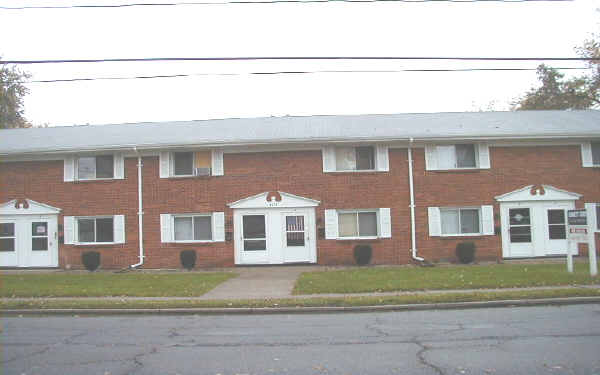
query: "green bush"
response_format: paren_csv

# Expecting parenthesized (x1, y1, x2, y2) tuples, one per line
(353, 245, 372, 266)
(456, 242, 476, 264)
(81, 251, 101, 271)
(180, 250, 197, 270)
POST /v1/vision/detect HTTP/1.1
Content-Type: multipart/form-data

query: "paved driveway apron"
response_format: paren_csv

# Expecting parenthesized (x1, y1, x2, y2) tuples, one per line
(199, 266, 311, 300)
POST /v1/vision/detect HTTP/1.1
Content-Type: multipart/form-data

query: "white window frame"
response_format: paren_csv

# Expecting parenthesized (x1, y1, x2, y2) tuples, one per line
(76, 155, 115, 180)
(592, 142, 600, 167)
(323, 144, 389, 173)
(335, 146, 376, 172)
(439, 207, 483, 237)
(336, 209, 379, 240)
(75, 216, 117, 245)
(438, 144, 478, 170)
(425, 143, 490, 171)
(172, 213, 215, 243)
(160, 150, 223, 178)
(171, 151, 196, 177)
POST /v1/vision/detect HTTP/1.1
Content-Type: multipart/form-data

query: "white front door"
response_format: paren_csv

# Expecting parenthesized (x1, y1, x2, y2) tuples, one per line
(282, 212, 311, 263)
(239, 213, 270, 264)
(0, 215, 58, 267)
(501, 202, 576, 258)
(234, 208, 316, 265)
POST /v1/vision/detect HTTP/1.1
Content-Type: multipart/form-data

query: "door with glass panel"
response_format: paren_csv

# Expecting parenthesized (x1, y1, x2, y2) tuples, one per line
(0, 220, 18, 266)
(544, 208, 571, 255)
(27, 218, 57, 267)
(282, 213, 311, 263)
(240, 214, 269, 264)
(0, 216, 57, 267)
(507, 207, 534, 257)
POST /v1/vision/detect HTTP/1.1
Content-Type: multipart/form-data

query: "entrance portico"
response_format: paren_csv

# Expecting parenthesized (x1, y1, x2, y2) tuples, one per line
(228, 192, 319, 265)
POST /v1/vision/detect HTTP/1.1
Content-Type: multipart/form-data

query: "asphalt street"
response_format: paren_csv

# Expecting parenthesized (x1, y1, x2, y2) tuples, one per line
(3, 304, 600, 375)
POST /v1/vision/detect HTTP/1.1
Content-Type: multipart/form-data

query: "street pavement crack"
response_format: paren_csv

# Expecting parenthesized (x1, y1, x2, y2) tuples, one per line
(413, 337, 444, 375)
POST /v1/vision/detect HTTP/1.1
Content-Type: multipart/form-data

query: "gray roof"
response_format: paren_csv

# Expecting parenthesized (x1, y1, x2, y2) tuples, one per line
(1, 110, 599, 155)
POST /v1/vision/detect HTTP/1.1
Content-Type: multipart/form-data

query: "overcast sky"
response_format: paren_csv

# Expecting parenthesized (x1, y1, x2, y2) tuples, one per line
(1, 0, 598, 126)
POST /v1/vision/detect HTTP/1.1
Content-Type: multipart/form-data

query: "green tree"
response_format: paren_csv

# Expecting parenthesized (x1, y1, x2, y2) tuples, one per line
(1, 60, 31, 128)
(513, 36, 600, 110)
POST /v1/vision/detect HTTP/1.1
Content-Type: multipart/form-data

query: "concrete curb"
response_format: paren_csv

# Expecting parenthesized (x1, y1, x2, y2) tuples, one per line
(3, 296, 600, 316)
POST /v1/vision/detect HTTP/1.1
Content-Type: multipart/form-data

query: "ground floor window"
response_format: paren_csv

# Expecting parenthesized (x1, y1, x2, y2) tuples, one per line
(174, 215, 212, 241)
(338, 211, 378, 238)
(0, 223, 15, 252)
(441, 208, 480, 235)
(77, 217, 114, 243)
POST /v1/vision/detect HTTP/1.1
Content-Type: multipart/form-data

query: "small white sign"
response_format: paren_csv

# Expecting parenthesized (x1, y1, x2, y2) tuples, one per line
(567, 209, 588, 244)
(568, 227, 588, 243)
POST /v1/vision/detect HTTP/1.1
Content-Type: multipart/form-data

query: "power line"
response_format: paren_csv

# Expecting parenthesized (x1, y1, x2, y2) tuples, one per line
(0, 0, 574, 9)
(23, 66, 590, 83)
(3, 56, 598, 65)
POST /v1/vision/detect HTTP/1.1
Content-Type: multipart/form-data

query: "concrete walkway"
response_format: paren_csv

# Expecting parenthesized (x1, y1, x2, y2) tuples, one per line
(199, 266, 314, 300)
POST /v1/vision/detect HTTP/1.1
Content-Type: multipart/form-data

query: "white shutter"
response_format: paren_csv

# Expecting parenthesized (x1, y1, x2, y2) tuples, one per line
(64, 216, 75, 244)
(160, 214, 172, 243)
(159, 152, 171, 178)
(424, 145, 438, 171)
(324, 209, 338, 239)
(376, 145, 389, 172)
(585, 203, 597, 232)
(582, 142, 593, 167)
(428, 207, 441, 236)
(481, 205, 494, 235)
(213, 212, 225, 241)
(322, 146, 336, 172)
(211, 149, 224, 176)
(114, 215, 125, 243)
(378, 208, 392, 238)
(64, 156, 75, 182)
(114, 153, 125, 179)
(477, 143, 491, 169)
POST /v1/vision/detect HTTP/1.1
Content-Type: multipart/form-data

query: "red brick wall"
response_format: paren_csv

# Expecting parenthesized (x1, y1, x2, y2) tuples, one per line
(1, 144, 598, 269)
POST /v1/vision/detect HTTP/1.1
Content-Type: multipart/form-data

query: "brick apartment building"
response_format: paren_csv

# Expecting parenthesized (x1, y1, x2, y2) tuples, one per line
(1, 110, 599, 269)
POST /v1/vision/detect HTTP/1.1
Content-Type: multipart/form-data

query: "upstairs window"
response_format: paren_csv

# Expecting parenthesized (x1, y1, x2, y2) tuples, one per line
(436, 144, 476, 169)
(593, 142, 600, 166)
(425, 143, 490, 170)
(77, 155, 114, 179)
(160, 150, 222, 177)
(335, 146, 375, 171)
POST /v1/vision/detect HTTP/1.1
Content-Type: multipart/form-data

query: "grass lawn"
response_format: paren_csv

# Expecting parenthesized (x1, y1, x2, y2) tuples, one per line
(1, 272, 236, 297)
(1, 288, 599, 310)
(293, 263, 600, 295)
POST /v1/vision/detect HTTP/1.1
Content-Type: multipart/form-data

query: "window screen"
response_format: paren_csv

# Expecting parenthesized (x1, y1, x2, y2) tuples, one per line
(456, 144, 476, 168)
(355, 147, 375, 170)
(592, 142, 600, 165)
(174, 152, 194, 175)
(441, 208, 480, 235)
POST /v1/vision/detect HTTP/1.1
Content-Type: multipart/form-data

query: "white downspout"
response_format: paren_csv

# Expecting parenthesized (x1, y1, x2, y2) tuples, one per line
(130, 148, 145, 268)
(408, 138, 424, 262)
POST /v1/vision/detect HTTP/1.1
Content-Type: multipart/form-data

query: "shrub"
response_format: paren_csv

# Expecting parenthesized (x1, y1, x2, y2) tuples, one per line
(456, 242, 476, 264)
(180, 250, 197, 270)
(353, 245, 372, 266)
(81, 251, 101, 271)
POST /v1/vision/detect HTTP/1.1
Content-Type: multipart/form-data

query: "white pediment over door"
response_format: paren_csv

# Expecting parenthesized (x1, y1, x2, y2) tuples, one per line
(0, 199, 62, 215)
(228, 191, 320, 209)
(495, 185, 581, 202)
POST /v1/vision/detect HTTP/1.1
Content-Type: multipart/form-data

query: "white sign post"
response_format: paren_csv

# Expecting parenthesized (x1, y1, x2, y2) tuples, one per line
(567, 209, 598, 276)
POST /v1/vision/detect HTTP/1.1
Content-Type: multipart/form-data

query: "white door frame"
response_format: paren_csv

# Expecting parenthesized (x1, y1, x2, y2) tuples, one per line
(229, 192, 320, 265)
(496, 185, 581, 259)
(0, 199, 61, 268)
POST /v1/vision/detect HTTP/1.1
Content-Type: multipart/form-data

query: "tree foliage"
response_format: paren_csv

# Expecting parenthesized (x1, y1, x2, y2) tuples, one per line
(513, 36, 600, 110)
(0, 60, 31, 128)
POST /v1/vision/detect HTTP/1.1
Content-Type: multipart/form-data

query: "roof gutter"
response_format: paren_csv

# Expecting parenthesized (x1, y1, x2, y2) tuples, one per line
(408, 138, 424, 262)
(129, 147, 145, 269)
